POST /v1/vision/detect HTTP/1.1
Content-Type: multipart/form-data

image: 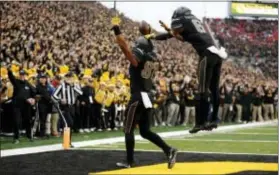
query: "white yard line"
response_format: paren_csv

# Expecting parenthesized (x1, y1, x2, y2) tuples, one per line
(91, 144, 120, 148)
(217, 132, 278, 136)
(75, 148, 277, 156)
(1, 120, 277, 157)
(238, 129, 278, 131)
(137, 139, 277, 143)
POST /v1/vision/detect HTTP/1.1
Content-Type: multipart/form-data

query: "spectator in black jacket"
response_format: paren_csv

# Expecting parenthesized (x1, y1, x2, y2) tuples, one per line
(8, 68, 36, 144)
(251, 87, 264, 122)
(182, 84, 197, 126)
(221, 80, 236, 122)
(234, 83, 243, 123)
(79, 76, 95, 133)
(262, 85, 278, 120)
(166, 80, 181, 126)
(274, 92, 278, 119)
(218, 84, 225, 123)
(36, 73, 52, 137)
(238, 85, 253, 123)
(178, 81, 186, 126)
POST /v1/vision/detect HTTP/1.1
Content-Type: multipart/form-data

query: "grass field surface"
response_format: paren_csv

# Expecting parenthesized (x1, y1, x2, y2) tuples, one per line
(1, 121, 278, 175)
(83, 124, 278, 155)
(0, 125, 190, 150)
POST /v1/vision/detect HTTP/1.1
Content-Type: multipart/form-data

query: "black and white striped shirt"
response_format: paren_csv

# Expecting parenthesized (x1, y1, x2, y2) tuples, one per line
(53, 82, 83, 105)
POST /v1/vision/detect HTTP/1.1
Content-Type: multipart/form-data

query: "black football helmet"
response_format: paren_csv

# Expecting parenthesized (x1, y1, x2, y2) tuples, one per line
(171, 6, 191, 30)
(132, 36, 156, 61)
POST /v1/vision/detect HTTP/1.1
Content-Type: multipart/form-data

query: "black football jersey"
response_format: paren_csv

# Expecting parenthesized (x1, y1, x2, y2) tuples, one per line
(129, 56, 156, 96)
(180, 15, 214, 56)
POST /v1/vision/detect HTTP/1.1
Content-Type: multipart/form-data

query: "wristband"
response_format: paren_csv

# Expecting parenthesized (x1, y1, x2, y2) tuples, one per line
(112, 26, 122, 36)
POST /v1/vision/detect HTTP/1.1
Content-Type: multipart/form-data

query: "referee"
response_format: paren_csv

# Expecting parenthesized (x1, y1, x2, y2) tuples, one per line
(53, 72, 83, 147)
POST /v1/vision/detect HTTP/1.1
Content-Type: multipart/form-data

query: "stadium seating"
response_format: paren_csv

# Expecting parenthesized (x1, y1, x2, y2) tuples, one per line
(0, 2, 277, 139)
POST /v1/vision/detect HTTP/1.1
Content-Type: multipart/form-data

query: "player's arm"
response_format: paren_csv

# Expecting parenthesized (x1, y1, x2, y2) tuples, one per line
(144, 20, 174, 41)
(156, 20, 184, 41)
(111, 25, 138, 67)
(147, 32, 173, 41)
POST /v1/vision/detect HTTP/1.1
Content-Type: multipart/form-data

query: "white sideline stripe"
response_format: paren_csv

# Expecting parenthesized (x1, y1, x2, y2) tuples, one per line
(137, 139, 278, 143)
(240, 128, 278, 130)
(218, 132, 278, 136)
(93, 145, 120, 148)
(171, 132, 278, 139)
(1, 120, 277, 157)
(76, 148, 278, 156)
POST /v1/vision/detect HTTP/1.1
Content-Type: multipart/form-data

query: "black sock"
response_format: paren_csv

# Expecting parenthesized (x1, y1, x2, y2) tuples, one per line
(140, 129, 171, 155)
(125, 133, 135, 164)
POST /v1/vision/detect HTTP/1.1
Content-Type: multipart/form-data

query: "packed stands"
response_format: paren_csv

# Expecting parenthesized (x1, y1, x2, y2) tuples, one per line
(0, 2, 277, 142)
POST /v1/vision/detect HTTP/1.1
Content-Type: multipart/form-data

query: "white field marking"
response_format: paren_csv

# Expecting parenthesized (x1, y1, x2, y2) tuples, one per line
(77, 147, 121, 150)
(159, 138, 278, 143)
(216, 132, 278, 136)
(234, 126, 278, 129)
(238, 127, 278, 130)
(1, 120, 277, 157)
(177, 132, 278, 139)
(91, 144, 121, 148)
(74, 147, 278, 157)
(106, 138, 277, 144)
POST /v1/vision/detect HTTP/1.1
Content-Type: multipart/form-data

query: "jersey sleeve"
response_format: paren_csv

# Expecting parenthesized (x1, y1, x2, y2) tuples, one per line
(131, 47, 145, 63)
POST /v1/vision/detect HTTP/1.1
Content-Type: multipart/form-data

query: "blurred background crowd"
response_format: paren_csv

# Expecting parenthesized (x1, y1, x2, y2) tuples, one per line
(0, 2, 277, 143)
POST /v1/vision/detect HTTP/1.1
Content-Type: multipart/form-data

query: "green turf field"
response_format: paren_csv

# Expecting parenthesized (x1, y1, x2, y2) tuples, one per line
(83, 125, 278, 155)
(1, 122, 278, 175)
(0, 126, 190, 150)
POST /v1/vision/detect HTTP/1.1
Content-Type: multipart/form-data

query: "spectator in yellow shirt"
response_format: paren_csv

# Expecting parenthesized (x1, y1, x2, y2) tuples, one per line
(94, 81, 106, 131)
(103, 83, 117, 131)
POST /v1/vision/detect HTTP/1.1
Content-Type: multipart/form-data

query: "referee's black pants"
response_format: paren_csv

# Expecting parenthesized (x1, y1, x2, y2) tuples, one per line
(124, 98, 171, 164)
(61, 105, 74, 143)
(196, 50, 222, 126)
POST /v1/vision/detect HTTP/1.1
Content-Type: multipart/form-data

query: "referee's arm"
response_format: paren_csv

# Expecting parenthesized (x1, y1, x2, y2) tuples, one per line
(53, 84, 62, 100)
(73, 84, 83, 95)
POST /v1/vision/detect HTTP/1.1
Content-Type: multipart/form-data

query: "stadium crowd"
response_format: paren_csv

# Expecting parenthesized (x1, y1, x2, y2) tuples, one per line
(207, 18, 278, 78)
(0, 2, 277, 143)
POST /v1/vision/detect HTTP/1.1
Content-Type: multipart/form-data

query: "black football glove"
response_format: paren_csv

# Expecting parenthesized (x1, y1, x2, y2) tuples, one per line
(111, 25, 122, 36)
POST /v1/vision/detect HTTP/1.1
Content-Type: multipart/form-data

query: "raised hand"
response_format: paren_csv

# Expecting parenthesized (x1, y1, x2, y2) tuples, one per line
(111, 16, 121, 28)
(159, 20, 171, 32)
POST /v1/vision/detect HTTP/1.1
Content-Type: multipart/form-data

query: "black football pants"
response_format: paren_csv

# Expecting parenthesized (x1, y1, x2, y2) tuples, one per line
(124, 99, 171, 164)
(196, 50, 222, 126)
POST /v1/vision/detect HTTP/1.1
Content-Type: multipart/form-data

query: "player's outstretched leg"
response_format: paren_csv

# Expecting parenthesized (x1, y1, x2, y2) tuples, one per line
(139, 108, 178, 169)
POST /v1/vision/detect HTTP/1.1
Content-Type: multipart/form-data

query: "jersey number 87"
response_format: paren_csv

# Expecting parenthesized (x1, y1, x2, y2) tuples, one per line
(141, 61, 155, 79)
